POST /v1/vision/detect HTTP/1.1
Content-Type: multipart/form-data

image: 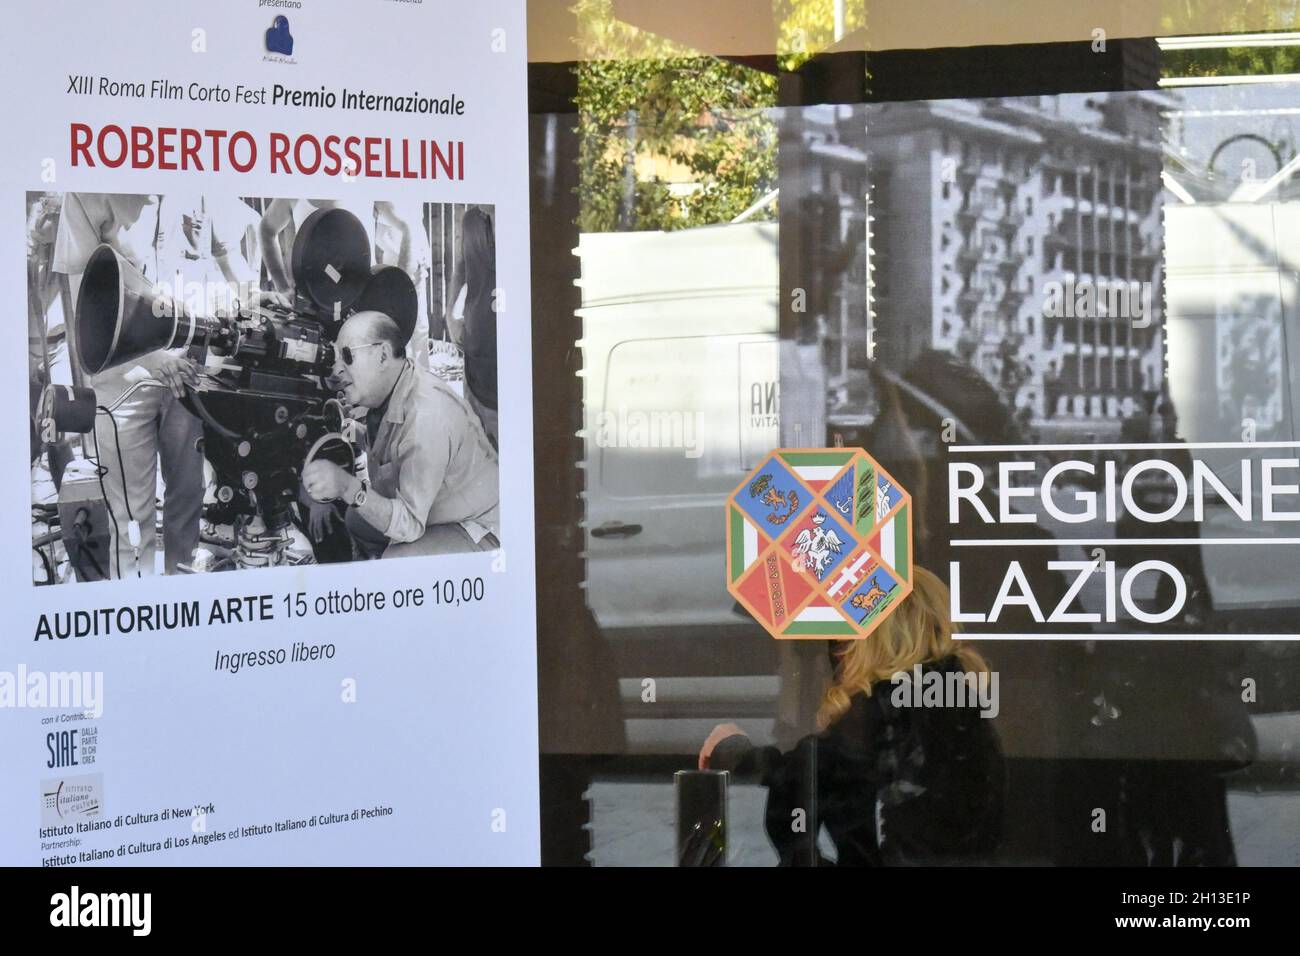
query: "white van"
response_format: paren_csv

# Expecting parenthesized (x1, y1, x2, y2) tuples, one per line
(577, 222, 781, 753)
(578, 222, 780, 630)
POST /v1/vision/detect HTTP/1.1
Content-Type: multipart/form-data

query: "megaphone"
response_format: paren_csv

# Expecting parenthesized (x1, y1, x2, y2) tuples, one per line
(74, 244, 222, 376)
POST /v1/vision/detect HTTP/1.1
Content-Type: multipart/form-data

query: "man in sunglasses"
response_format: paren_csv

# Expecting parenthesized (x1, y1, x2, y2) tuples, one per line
(301, 310, 500, 558)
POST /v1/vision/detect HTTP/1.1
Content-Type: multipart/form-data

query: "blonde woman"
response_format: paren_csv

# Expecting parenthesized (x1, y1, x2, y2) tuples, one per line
(700, 567, 1005, 865)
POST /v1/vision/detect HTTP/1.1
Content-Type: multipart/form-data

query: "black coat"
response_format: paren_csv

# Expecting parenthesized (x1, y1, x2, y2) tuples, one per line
(713, 656, 1006, 866)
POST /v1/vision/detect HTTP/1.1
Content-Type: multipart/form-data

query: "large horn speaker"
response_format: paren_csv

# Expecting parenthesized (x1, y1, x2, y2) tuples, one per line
(74, 245, 219, 376)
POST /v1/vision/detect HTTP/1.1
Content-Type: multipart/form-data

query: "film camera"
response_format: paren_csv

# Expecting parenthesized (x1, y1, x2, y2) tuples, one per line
(67, 206, 417, 570)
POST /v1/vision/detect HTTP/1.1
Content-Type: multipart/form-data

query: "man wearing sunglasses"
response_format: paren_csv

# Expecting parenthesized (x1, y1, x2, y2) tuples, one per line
(301, 310, 500, 558)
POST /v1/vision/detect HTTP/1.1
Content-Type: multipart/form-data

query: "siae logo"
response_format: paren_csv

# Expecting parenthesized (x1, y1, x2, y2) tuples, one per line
(49, 886, 151, 936)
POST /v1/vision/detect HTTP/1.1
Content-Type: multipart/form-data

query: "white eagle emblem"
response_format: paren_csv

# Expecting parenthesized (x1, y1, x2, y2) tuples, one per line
(876, 480, 894, 521)
(792, 512, 844, 579)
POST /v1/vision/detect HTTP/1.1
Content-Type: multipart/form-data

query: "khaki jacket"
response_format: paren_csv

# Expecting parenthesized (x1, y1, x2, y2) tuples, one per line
(362, 360, 499, 543)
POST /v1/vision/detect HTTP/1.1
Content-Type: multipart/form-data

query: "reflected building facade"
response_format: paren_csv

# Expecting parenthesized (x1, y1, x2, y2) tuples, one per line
(868, 93, 1168, 438)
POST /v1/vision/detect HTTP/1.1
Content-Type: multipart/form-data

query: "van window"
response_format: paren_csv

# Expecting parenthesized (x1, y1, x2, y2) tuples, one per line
(599, 335, 776, 498)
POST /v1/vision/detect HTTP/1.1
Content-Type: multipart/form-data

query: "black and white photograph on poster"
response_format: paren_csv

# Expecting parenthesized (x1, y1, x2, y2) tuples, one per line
(29, 193, 500, 582)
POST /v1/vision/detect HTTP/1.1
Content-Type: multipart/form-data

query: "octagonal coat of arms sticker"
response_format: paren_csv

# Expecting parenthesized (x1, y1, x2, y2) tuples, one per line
(727, 448, 913, 639)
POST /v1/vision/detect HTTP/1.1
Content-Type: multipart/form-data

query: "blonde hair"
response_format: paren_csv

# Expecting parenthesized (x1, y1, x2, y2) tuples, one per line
(817, 566, 989, 730)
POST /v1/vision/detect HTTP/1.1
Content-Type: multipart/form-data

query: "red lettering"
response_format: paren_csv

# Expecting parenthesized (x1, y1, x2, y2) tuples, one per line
(70, 123, 94, 167)
(383, 138, 398, 178)
(204, 129, 228, 170)
(321, 135, 342, 177)
(364, 137, 380, 177)
(401, 138, 416, 179)
(180, 128, 202, 169)
(157, 127, 177, 170)
(343, 136, 362, 177)
(130, 126, 154, 169)
(65, 124, 270, 173)
(97, 125, 127, 168)
(430, 141, 453, 179)
(269, 132, 290, 173)
(294, 134, 321, 175)
(229, 131, 256, 172)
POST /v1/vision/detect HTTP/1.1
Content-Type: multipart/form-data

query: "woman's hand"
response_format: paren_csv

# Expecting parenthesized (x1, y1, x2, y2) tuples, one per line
(698, 722, 746, 770)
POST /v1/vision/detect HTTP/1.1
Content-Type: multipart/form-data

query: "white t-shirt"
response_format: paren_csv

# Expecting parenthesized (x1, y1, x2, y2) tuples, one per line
(374, 200, 431, 284)
(53, 193, 157, 278)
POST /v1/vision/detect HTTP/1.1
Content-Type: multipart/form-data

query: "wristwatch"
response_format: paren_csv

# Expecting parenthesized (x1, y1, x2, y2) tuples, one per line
(351, 478, 368, 508)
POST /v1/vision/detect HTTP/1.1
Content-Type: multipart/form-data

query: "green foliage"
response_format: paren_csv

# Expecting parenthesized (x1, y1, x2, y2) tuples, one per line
(775, 0, 867, 72)
(573, 0, 778, 233)
(1163, 45, 1300, 79)
(1161, 1, 1300, 78)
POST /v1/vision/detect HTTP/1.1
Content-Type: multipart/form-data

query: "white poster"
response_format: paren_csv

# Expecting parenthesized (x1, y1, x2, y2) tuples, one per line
(1, 0, 537, 864)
